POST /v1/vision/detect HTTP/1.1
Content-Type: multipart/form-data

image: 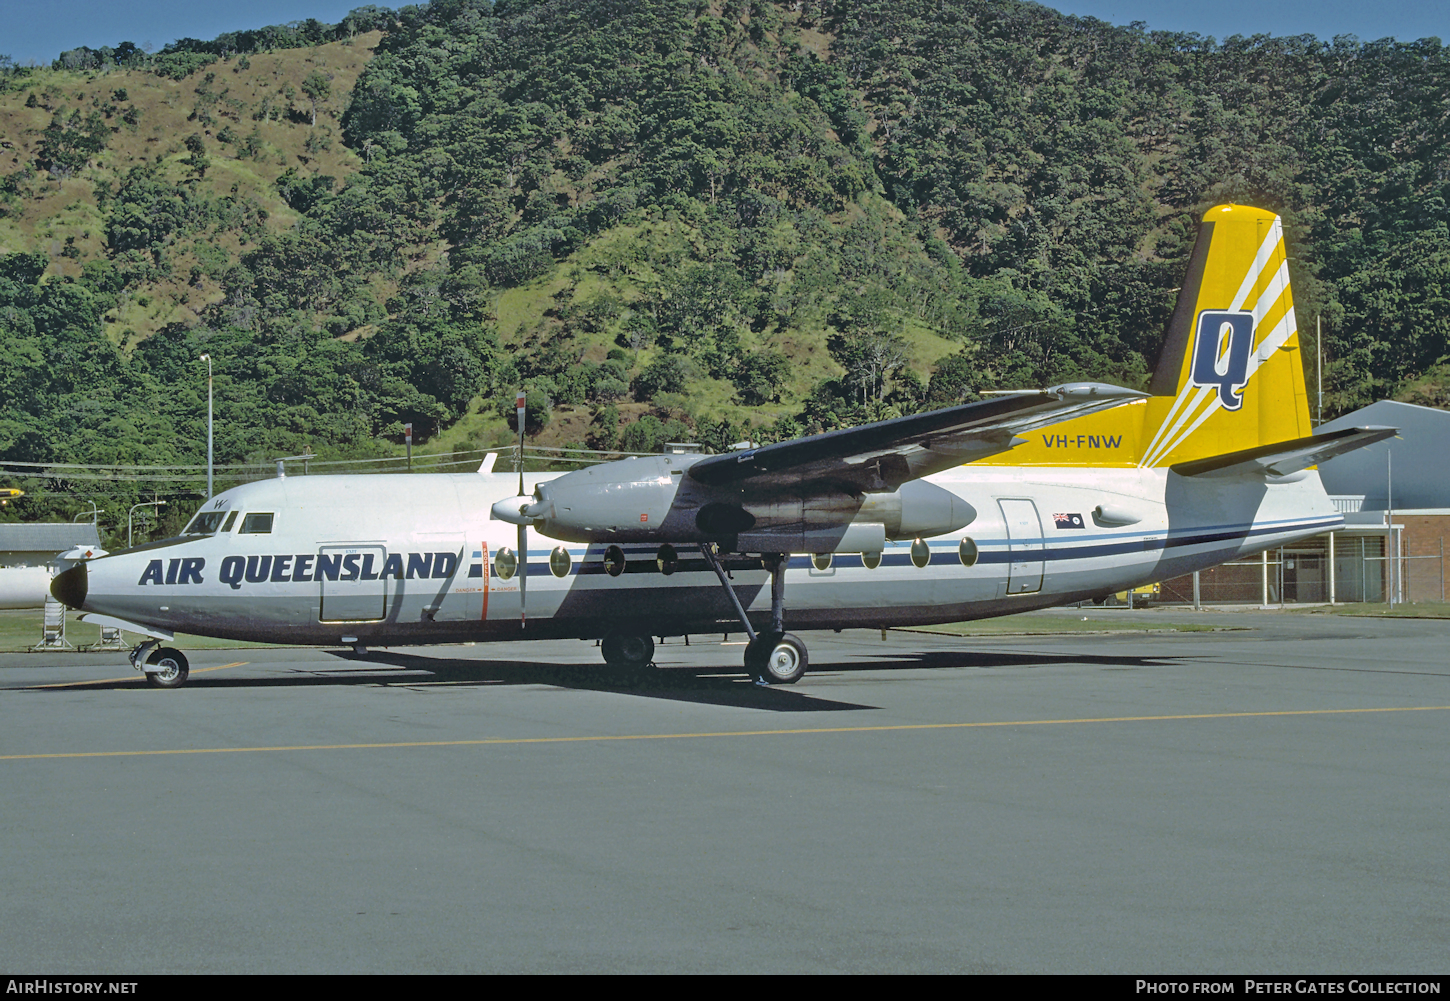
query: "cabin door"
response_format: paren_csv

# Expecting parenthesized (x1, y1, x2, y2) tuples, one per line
(998, 499, 1045, 594)
(318, 544, 388, 622)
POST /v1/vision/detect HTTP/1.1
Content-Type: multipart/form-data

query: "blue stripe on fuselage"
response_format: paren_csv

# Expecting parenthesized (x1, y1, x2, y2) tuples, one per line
(515, 515, 1337, 575)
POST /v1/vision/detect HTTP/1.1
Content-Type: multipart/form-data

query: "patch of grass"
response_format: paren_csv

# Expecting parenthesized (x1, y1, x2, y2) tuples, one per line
(1302, 602, 1450, 619)
(899, 612, 1236, 636)
(495, 274, 574, 342)
(899, 317, 959, 380)
(0, 608, 286, 654)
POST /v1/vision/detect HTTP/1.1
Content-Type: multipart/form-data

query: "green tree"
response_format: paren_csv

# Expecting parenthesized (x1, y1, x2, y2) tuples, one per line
(183, 133, 208, 178)
(301, 70, 331, 127)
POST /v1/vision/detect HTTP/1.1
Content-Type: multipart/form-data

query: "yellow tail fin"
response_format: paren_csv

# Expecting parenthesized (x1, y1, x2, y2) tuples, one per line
(981, 204, 1312, 468)
(1138, 203, 1311, 466)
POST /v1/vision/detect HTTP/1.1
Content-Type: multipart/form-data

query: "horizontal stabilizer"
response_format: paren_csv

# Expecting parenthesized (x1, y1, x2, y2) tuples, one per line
(688, 382, 1147, 490)
(1169, 426, 1397, 479)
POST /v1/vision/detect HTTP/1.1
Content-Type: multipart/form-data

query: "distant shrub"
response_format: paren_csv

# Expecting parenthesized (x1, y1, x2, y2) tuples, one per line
(500, 387, 552, 435)
(631, 353, 696, 401)
(150, 51, 217, 80)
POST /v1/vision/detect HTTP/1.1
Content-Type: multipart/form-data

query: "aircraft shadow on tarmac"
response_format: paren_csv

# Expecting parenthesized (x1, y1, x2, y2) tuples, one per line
(22, 648, 1186, 712)
(326, 651, 882, 712)
(824, 650, 1186, 673)
(28, 651, 874, 713)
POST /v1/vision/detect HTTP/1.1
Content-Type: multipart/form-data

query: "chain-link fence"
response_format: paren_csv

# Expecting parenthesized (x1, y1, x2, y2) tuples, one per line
(1156, 532, 1445, 605)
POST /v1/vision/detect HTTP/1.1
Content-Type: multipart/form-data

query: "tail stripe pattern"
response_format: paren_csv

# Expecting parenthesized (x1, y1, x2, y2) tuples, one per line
(1229, 220, 1286, 313)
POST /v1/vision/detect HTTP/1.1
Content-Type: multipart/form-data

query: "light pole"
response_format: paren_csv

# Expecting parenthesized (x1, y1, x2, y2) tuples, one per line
(200, 353, 213, 499)
(128, 499, 166, 548)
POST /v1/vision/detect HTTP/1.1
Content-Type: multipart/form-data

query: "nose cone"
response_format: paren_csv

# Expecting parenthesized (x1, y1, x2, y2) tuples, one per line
(491, 496, 530, 525)
(51, 563, 88, 609)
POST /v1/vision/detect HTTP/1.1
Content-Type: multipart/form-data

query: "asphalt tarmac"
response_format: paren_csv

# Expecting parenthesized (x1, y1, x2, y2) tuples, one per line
(1, 610, 1446, 973)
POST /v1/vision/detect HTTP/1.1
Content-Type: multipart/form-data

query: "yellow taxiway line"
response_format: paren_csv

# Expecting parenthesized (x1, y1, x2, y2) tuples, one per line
(23, 662, 250, 690)
(2, 703, 1447, 761)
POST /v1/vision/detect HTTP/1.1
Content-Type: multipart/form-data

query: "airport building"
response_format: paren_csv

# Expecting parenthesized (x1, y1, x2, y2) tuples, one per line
(1158, 400, 1450, 605)
(0, 522, 103, 618)
(0, 522, 102, 568)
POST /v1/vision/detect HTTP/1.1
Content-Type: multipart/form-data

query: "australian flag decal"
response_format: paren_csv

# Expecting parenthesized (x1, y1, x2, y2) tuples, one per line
(1054, 512, 1085, 529)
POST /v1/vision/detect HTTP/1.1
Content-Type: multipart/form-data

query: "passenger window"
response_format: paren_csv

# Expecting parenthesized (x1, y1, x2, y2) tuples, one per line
(239, 512, 275, 534)
(604, 545, 626, 578)
(550, 546, 572, 578)
(959, 538, 979, 567)
(811, 553, 832, 571)
(911, 538, 931, 568)
(861, 551, 881, 570)
(494, 547, 517, 580)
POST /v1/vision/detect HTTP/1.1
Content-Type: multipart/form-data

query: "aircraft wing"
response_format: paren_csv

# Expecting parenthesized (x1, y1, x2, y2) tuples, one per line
(1169, 426, 1398, 479)
(687, 382, 1148, 491)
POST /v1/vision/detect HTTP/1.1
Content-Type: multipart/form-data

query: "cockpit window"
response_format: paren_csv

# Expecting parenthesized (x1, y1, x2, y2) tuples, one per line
(239, 512, 275, 534)
(183, 511, 229, 535)
(221, 510, 238, 532)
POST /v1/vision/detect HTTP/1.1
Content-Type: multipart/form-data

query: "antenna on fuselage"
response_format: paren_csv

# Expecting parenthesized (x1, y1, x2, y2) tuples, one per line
(516, 390, 528, 629)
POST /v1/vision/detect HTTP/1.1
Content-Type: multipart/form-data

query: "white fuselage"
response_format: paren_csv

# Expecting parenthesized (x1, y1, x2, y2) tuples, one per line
(71, 465, 1340, 645)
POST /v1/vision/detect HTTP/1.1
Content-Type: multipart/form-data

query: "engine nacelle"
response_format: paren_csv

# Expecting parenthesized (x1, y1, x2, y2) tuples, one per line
(490, 454, 976, 553)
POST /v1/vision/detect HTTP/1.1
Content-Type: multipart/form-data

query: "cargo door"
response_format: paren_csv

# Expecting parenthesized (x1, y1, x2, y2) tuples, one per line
(998, 499, 1044, 594)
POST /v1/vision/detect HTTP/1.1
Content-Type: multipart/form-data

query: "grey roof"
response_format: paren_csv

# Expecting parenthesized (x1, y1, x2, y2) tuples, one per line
(1317, 400, 1450, 510)
(0, 522, 102, 553)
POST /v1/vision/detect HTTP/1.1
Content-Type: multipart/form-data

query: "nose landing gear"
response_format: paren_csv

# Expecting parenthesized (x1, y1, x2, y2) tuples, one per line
(130, 639, 191, 689)
(144, 648, 190, 688)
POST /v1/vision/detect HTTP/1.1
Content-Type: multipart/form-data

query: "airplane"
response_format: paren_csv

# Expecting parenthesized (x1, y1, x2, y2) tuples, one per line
(50, 203, 1393, 689)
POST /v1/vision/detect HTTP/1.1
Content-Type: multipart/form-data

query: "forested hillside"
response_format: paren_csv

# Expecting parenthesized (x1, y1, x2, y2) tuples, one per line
(2, 0, 1448, 538)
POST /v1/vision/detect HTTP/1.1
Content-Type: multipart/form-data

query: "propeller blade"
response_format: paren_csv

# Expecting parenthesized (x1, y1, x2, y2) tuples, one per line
(516, 389, 526, 497)
(518, 520, 527, 630)
(515, 387, 527, 629)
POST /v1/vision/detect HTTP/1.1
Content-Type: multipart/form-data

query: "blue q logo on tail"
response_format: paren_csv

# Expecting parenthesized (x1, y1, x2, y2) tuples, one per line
(1190, 311, 1254, 410)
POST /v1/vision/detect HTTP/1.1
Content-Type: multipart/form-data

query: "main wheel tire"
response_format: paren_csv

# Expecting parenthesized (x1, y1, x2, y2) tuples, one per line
(745, 631, 808, 685)
(600, 631, 655, 670)
(145, 647, 190, 689)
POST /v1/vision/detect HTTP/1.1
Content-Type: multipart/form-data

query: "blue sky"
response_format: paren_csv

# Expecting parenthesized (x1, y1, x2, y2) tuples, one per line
(2, 0, 1446, 65)
(3, 1, 366, 65)
(1047, 0, 1447, 43)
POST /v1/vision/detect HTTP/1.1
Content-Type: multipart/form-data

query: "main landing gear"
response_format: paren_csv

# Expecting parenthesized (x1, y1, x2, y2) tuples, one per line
(130, 639, 191, 689)
(743, 630, 808, 685)
(702, 546, 808, 685)
(594, 548, 810, 685)
(600, 631, 656, 671)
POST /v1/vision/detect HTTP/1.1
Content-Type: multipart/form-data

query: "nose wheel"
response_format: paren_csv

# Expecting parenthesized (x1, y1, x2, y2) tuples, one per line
(143, 647, 190, 689)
